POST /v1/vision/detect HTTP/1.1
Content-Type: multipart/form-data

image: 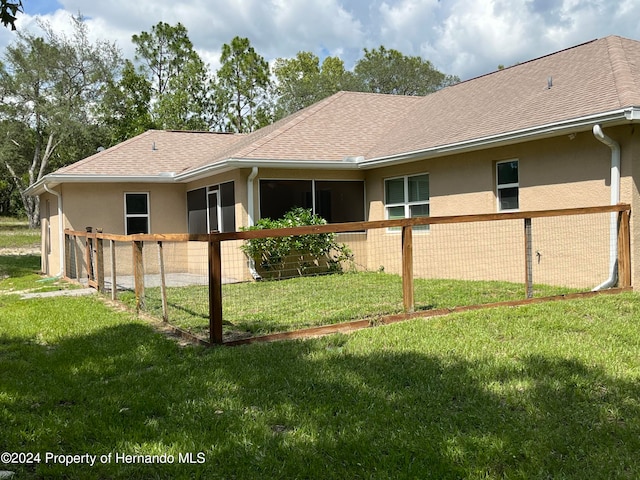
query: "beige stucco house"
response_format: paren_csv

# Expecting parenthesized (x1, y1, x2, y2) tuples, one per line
(27, 35, 640, 290)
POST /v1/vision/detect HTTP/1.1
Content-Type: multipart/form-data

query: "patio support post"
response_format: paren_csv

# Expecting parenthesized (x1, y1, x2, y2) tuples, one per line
(402, 225, 414, 313)
(208, 232, 223, 344)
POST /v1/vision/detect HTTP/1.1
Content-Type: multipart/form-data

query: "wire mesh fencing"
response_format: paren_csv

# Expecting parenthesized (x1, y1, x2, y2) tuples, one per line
(63, 204, 631, 345)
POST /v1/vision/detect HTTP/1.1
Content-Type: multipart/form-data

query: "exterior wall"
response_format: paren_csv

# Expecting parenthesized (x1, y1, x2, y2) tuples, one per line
(43, 125, 639, 290)
(629, 127, 640, 290)
(61, 182, 187, 234)
(364, 126, 635, 288)
(39, 191, 62, 276)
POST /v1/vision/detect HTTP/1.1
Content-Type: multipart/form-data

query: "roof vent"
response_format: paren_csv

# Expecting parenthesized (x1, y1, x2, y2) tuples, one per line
(152, 141, 158, 151)
(547, 76, 553, 89)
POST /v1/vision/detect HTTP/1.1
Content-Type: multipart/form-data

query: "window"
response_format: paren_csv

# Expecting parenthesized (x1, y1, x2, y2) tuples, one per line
(125, 193, 149, 234)
(384, 174, 429, 230)
(187, 182, 235, 234)
(496, 160, 519, 211)
(259, 179, 365, 222)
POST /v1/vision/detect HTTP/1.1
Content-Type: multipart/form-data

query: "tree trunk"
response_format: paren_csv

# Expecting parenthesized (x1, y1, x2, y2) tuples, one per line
(5, 133, 58, 229)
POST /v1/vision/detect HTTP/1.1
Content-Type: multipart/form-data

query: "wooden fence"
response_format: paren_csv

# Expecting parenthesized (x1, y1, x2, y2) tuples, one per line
(64, 204, 632, 345)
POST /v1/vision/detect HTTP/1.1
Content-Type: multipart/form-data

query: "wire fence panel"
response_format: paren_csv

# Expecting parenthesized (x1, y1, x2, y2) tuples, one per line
(63, 204, 631, 345)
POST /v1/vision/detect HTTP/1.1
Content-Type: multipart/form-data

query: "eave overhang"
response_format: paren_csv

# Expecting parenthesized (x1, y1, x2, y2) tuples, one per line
(173, 158, 362, 182)
(25, 174, 178, 196)
(26, 107, 640, 195)
(359, 107, 640, 169)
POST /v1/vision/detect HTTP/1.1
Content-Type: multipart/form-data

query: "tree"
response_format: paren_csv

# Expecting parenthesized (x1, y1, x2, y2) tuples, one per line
(0, 16, 122, 227)
(354, 46, 458, 95)
(0, 0, 21, 30)
(132, 22, 210, 130)
(273, 51, 358, 118)
(98, 59, 156, 144)
(217, 36, 271, 133)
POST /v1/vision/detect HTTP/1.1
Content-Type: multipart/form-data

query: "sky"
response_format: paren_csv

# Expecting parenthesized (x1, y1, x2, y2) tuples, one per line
(1, 0, 640, 81)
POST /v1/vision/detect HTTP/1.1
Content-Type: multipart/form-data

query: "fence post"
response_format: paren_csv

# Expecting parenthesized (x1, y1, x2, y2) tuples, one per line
(110, 239, 117, 301)
(64, 232, 70, 279)
(208, 232, 223, 344)
(133, 239, 145, 312)
(85, 227, 93, 285)
(402, 225, 414, 313)
(158, 241, 169, 322)
(96, 229, 105, 292)
(617, 209, 631, 288)
(524, 218, 533, 298)
(73, 233, 82, 282)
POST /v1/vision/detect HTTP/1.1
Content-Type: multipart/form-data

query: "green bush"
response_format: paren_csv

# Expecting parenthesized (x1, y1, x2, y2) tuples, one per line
(240, 208, 353, 279)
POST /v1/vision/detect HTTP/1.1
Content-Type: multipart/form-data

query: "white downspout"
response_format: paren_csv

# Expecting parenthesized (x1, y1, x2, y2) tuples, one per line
(247, 167, 258, 226)
(246, 167, 261, 280)
(43, 184, 64, 278)
(592, 124, 620, 291)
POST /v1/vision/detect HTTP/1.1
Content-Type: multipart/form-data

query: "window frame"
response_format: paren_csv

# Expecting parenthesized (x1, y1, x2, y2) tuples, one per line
(384, 173, 430, 232)
(496, 159, 519, 212)
(124, 192, 150, 235)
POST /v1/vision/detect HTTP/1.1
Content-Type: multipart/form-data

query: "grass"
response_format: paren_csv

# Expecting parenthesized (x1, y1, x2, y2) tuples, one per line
(0, 216, 40, 249)
(1, 256, 640, 478)
(2, 222, 640, 478)
(121, 272, 580, 338)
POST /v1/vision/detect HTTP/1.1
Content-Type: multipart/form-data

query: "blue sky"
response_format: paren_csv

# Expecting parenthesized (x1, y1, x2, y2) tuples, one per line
(3, 0, 640, 81)
(24, 0, 61, 15)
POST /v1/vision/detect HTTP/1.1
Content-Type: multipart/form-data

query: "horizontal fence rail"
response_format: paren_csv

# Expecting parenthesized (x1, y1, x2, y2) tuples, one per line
(63, 204, 632, 345)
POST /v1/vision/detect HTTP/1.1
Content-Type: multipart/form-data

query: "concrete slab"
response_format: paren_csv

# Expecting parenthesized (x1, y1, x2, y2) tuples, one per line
(20, 288, 97, 299)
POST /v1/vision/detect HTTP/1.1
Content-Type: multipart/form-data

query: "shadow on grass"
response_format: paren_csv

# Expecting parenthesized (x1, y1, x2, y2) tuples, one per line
(2, 315, 640, 479)
(0, 254, 40, 278)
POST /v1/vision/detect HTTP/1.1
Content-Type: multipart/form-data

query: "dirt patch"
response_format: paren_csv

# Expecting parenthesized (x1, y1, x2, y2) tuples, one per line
(0, 247, 40, 256)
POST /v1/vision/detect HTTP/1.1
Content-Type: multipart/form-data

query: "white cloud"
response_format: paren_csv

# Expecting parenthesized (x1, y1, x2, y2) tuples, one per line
(2, 0, 640, 81)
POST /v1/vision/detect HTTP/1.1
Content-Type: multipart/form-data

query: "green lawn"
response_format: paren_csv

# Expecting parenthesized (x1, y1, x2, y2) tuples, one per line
(1, 254, 640, 479)
(0, 216, 40, 249)
(121, 273, 580, 338)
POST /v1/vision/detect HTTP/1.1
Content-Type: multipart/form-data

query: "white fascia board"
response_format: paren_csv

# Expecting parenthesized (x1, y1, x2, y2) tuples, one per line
(175, 157, 361, 182)
(25, 174, 177, 196)
(360, 109, 639, 169)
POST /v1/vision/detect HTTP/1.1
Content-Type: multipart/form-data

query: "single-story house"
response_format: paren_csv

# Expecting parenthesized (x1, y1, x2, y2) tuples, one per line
(27, 35, 640, 290)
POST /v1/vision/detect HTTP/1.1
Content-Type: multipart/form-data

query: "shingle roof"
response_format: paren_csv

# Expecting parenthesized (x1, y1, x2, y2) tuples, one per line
(366, 35, 640, 159)
(55, 130, 245, 176)
(46, 35, 640, 181)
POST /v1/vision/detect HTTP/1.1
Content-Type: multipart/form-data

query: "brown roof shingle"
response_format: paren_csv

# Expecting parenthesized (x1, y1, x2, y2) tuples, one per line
(48, 35, 640, 179)
(55, 130, 245, 176)
(366, 35, 640, 159)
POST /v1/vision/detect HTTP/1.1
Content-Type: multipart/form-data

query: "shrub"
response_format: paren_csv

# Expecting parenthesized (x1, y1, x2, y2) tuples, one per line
(240, 208, 353, 279)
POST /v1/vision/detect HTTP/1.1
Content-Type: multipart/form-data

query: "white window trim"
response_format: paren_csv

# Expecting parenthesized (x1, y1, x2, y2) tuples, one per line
(496, 159, 519, 212)
(384, 173, 430, 232)
(124, 192, 150, 235)
(207, 186, 221, 233)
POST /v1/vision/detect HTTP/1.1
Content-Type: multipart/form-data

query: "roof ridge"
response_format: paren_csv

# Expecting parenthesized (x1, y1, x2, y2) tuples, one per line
(233, 91, 349, 158)
(604, 35, 640, 107)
